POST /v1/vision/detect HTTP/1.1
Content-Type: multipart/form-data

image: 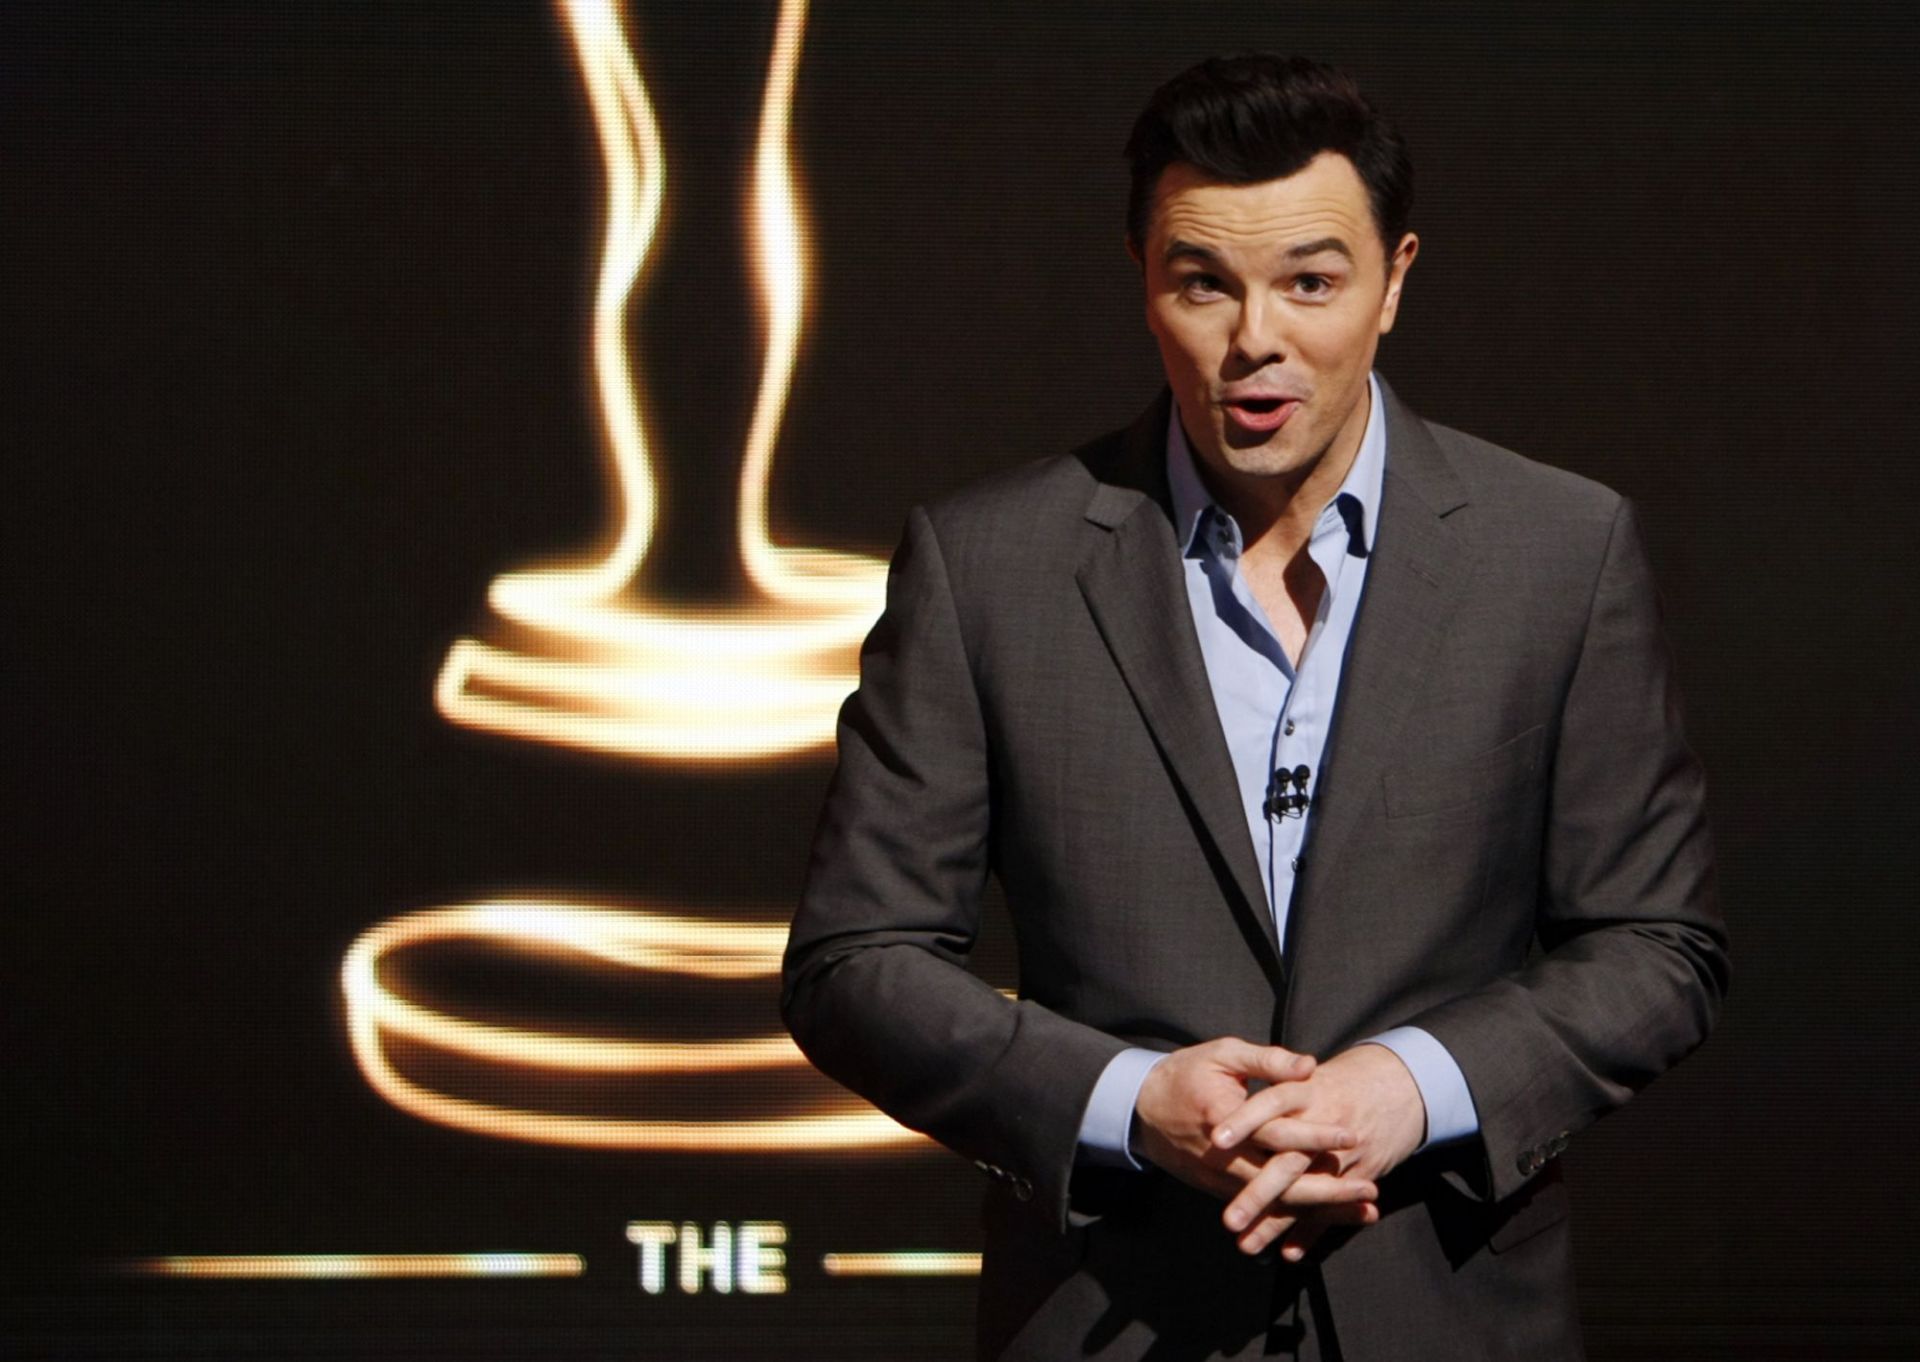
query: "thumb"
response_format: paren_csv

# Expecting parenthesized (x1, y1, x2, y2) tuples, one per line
(1231, 1042, 1315, 1082)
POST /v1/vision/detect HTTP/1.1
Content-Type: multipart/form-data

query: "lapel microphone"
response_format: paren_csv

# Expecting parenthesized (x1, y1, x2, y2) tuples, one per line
(1264, 763, 1312, 820)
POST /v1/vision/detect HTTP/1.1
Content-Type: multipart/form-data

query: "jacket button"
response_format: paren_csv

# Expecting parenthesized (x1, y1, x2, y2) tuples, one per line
(1550, 1133, 1570, 1155)
(1515, 1152, 1535, 1176)
(1012, 1177, 1034, 1201)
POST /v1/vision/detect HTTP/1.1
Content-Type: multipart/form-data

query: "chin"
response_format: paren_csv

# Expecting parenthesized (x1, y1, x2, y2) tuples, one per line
(1217, 437, 1313, 479)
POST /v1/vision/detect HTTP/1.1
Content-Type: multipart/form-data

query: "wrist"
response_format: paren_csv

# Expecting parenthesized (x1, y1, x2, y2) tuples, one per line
(1350, 1043, 1426, 1165)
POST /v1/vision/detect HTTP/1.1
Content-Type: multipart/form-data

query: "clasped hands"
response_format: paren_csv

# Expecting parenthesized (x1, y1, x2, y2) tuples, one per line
(1132, 1037, 1426, 1259)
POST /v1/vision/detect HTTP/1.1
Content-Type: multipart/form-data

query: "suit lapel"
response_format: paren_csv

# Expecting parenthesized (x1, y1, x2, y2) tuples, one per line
(1070, 381, 1473, 978)
(1074, 392, 1281, 968)
(1297, 378, 1474, 907)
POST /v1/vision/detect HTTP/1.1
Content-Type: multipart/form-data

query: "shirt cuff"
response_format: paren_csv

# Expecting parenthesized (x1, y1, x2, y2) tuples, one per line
(1361, 1026, 1481, 1150)
(1076, 1047, 1169, 1169)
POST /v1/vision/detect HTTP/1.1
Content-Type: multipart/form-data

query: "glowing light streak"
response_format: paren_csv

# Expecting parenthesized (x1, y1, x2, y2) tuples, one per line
(434, 0, 887, 763)
(343, 900, 930, 1151)
(819, 1251, 983, 1278)
(349, 3, 926, 1155)
(124, 1254, 584, 1280)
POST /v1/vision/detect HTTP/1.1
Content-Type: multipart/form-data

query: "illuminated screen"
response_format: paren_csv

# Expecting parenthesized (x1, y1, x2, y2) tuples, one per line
(5, 2, 1916, 1357)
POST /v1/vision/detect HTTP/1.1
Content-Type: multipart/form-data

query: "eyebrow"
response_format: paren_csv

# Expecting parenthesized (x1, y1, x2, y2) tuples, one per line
(1161, 236, 1357, 265)
(1163, 239, 1223, 266)
(1284, 236, 1355, 263)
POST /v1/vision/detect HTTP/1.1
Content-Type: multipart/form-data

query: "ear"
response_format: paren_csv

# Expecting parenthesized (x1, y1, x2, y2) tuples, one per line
(1378, 232, 1419, 334)
(1125, 233, 1144, 269)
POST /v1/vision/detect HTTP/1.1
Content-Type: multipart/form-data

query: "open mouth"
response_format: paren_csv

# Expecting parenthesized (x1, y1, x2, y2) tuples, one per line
(1222, 395, 1299, 432)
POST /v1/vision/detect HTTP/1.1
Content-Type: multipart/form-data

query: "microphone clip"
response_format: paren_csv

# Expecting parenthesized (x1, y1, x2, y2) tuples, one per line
(1264, 763, 1312, 820)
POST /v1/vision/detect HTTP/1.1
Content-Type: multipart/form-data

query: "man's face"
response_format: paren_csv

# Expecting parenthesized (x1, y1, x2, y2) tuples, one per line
(1135, 153, 1417, 490)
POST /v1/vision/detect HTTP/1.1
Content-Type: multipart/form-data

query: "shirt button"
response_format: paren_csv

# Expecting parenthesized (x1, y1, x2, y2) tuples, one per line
(1283, 720, 1296, 735)
(1290, 858, 1302, 872)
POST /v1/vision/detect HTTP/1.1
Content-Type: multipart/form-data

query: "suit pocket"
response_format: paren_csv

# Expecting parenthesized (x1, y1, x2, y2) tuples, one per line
(1383, 725, 1546, 821)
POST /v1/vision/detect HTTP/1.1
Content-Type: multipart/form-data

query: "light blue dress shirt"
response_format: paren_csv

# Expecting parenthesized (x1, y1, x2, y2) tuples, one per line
(1079, 373, 1480, 1167)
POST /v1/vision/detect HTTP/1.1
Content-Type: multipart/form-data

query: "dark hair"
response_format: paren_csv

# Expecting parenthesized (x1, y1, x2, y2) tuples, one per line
(1124, 55, 1413, 263)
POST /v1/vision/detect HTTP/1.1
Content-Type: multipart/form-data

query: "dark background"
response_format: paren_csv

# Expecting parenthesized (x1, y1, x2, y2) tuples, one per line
(4, 1, 1918, 1357)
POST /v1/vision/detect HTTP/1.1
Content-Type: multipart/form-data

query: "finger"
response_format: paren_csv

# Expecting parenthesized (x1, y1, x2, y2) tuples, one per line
(1266, 1170, 1378, 1208)
(1221, 1151, 1310, 1232)
(1275, 1200, 1381, 1262)
(1243, 1042, 1317, 1084)
(1240, 1199, 1378, 1258)
(1237, 1211, 1294, 1257)
(1176, 1146, 1269, 1202)
(1235, 1209, 1299, 1256)
(1230, 1112, 1358, 1154)
(1238, 1201, 1322, 1257)
(1209, 1081, 1317, 1148)
(1213, 1109, 1352, 1154)
(1210, 1038, 1315, 1083)
(1216, 1151, 1269, 1184)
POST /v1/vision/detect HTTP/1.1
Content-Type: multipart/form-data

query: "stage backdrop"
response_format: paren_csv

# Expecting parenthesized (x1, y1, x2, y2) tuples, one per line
(5, 2, 1918, 1358)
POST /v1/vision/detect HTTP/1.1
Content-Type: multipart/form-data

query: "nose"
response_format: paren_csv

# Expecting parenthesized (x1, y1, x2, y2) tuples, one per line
(1229, 291, 1287, 370)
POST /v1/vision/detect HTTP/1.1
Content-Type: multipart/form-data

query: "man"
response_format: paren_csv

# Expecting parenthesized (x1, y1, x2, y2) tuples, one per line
(783, 54, 1727, 1360)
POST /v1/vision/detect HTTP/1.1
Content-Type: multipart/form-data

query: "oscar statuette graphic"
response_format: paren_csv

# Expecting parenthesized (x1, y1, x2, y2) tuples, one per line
(341, 0, 926, 1156)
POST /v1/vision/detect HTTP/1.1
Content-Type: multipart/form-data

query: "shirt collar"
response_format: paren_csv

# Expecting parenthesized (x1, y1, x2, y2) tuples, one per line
(1165, 370, 1386, 560)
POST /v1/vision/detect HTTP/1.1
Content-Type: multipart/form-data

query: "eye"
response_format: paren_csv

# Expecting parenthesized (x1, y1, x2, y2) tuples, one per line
(1295, 273, 1333, 296)
(1180, 272, 1225, 299)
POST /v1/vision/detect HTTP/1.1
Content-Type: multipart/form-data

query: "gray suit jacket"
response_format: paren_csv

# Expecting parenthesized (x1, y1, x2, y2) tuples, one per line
(783, 379, 1728, 1360)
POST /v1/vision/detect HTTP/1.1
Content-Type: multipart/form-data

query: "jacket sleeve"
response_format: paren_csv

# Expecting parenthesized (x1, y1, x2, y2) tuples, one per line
(781, 504, 1130, 1228)
(1405, 496, 1730, 1203)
